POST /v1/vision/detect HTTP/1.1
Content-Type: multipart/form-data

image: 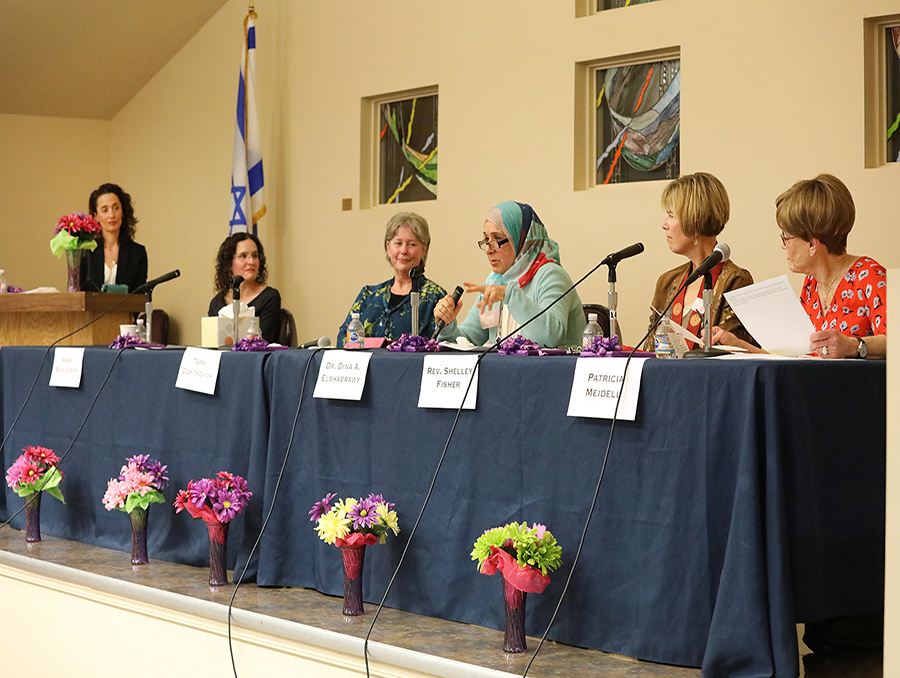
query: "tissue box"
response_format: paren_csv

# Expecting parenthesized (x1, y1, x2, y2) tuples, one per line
(201, 316, 255, 347)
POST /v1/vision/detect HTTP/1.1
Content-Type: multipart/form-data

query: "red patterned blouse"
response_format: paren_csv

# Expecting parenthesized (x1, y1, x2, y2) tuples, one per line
(800, 256, 887, 337)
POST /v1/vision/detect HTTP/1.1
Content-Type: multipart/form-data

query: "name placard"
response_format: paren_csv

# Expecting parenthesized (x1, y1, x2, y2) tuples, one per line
(49, 347, 84, 388)
(566, 357, 647, 421)
(418, 355, 479, 410)
(175, 347, 222, 395)
(313, 350, 372, 401)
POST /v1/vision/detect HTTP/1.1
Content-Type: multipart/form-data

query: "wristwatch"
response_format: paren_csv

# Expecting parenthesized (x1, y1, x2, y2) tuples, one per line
(856, 337, 868, 359)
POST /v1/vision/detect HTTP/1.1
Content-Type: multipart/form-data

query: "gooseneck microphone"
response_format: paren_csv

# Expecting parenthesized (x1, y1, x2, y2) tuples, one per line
(133, 269, 181, 294)
(600, 242, 644, 267)
(685, 243, 730, 286)
(431, 286, 464, 340)
(409, 264, 425, 336)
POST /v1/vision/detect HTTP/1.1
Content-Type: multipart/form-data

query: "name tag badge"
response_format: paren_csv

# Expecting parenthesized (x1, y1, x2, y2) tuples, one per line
(175, 347, 222, 395)
(313, 350, 372, 401)
(566, 357, 646, 420)
(418, 355, 479, 410)
(49, 347, 85, 388)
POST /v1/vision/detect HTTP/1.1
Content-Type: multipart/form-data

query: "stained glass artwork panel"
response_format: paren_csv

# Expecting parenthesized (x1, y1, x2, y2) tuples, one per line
(887, 26, 900, 163)
(595, 59, 680, 185)
(379, 95, 438, 204)
(597, 0, 660, 11)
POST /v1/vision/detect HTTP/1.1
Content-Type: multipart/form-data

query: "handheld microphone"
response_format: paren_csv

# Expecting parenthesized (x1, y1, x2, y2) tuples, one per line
(134, 270, 181, 294)
(600, 242, 644, 267)
(300, 336, 331, 349)
(431, 286, 464, 339)
(684, 243, 730, 286)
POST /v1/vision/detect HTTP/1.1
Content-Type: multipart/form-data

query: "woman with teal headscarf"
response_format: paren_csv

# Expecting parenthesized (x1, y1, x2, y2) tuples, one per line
(434, 201, 584, 347)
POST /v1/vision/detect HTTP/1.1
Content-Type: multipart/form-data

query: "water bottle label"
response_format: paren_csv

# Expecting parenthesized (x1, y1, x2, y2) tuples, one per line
(347, 330, 362, 346)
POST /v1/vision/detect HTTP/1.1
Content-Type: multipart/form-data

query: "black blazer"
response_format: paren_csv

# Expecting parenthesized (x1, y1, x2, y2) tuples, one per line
(80, 239, 148, 293)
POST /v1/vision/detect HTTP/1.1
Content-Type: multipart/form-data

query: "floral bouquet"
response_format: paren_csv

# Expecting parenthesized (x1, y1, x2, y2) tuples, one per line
(471, 521, 562, 652)
(5, 445, 65, 543)
(6, 445, 65, 503)
(102, 455, 167, 513)
(387, 334, 440, 352)
(102, 454, 167, 564)
(309, 493, 399, 547)
(309, 492, 399, 615)
(50, 212, 101, 257)
(174, 472, 252, 586)
(173, 471, 252, 524)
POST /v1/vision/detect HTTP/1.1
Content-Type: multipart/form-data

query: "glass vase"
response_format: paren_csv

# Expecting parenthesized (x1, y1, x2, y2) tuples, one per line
(340, 544, 366, 616)
(206, 521, 229, 586)
(129, 506, 149, 565)
(24, 491, 42, 543)
(502, 576, 527, 653)
(65, 249, 82, 293)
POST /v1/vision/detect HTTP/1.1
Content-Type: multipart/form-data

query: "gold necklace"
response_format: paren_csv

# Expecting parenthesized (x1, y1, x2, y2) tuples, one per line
(815, 255, 848, 315)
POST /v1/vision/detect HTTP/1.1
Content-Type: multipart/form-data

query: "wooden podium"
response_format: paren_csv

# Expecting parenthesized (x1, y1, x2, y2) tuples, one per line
(0, 292, 146, 346)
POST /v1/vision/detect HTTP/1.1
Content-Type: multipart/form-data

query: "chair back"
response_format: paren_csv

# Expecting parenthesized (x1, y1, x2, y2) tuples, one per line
(582, 303, 612, 339)
(137, 309, 169, 345)
(279, 308, 298, 347)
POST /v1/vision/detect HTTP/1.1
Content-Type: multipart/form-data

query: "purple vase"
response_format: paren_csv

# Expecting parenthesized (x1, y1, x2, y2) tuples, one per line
(65, 249, 82, 293)
(502, 576, 527, 653)
(340, 544, 366, 615)
(130, 506, 149, 565)
(24, 491, 42, 543)
(206, 521, 229, 586)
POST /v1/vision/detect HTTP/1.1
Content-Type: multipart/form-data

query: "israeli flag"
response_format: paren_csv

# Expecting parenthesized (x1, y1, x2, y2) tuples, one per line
(229, 10, 266, 235)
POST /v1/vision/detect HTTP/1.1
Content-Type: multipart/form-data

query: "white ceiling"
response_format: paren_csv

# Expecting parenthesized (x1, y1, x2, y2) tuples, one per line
(0, 0, 231, 120)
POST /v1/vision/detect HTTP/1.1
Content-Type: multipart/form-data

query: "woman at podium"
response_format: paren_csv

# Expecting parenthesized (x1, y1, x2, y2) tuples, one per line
(80, 183, 148, 293)
(433, 201, 583, 348)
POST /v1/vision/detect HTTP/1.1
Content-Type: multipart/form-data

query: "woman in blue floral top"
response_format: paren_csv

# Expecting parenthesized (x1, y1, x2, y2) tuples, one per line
(338, 212, 447, 346)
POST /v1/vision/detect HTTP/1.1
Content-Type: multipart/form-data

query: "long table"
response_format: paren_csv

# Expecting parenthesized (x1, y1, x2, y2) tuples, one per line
(0, 347, 886, 678)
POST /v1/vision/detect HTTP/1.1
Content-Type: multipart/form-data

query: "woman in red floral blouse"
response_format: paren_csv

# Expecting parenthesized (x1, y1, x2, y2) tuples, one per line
(713, 174, 886, 359)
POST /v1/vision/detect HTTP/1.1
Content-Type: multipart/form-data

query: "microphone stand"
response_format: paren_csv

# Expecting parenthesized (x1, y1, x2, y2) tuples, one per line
(410, 273, 423, 337)
(684, 271, 727, 358)
(144, 289, 154, 343)
(232, 283, 242, 346)
(606, 264, 621, 340)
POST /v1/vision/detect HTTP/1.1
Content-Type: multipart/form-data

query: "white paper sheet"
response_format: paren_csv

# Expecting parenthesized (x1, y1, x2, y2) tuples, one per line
(724, 275, 814, 357)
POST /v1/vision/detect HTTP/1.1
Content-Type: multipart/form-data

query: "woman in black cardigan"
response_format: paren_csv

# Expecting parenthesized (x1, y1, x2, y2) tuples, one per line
(80, 183, 147, 293)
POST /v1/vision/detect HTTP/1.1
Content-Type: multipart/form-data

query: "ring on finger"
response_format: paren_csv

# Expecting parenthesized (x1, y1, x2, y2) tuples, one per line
(822, 346, 828, 356)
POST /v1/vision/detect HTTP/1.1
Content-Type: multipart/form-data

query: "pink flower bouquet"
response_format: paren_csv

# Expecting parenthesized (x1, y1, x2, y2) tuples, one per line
(50, 212, 101, 257)
(5, 445, 65, 503)
(102, 455, 168, 514)
(173, 471, 252, 525)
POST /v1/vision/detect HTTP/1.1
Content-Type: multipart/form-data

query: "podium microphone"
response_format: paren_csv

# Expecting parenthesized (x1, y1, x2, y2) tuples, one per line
(600, 242, 644, 267)
(685, 243, 730, 286)
(431, 286, 464, 339)
(134, 269, 181, 294)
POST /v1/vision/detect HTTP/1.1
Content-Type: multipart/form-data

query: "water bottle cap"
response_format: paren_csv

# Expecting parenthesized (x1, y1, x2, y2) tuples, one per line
(351, 313, 360, 320)
(587, 313, 597, 322)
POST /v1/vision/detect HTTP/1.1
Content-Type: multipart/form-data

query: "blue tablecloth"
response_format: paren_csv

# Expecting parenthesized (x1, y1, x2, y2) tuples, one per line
(0, 346, 886, 678)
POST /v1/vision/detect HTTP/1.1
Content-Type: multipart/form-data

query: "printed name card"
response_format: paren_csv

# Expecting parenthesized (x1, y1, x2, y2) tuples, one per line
(49, 347, 85, 388)
(313, 350, 372, 400)
(418, 355, 479, 410)
(566, 357, 647, 421)
(175, 347, 222, 395)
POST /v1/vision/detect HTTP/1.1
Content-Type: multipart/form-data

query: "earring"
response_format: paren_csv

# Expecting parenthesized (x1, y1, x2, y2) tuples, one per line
(693, 238, 698, 247)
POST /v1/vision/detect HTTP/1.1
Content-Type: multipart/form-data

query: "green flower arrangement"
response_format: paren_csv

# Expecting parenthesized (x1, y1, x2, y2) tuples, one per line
(471, 521, 562, 593)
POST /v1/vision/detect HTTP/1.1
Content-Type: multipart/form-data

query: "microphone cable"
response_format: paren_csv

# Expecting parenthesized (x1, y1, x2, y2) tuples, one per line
(226, 346, 327, 678)
(362, 253, 627, 677)
(0, 347, 126, 532)
(520, 273, 700, 677)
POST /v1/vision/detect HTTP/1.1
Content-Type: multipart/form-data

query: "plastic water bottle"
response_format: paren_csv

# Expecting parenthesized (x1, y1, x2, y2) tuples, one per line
(582, 312, 603, 350)
(346, 313, 365, 348)
(654, 314, 675, 359)
(0, 270, 7, 293)
(245, 317, 261, 339)
(136, 318, 147, 343)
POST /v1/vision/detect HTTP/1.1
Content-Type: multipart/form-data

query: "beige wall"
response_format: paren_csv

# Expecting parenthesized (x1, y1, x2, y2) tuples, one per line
(0, 114, 110, 291)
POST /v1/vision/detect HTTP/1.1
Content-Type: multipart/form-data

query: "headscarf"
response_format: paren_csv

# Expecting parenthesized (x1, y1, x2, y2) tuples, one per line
(483, 201, 560, 289)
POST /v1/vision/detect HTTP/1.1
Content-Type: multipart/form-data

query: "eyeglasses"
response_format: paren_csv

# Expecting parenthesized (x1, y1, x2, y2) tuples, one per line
(477, 237, 510, 252)
(780, 232, 797, 246)
(234, 251, 260, 261)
